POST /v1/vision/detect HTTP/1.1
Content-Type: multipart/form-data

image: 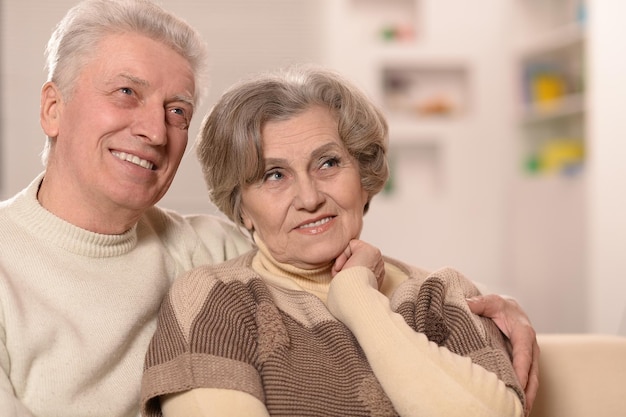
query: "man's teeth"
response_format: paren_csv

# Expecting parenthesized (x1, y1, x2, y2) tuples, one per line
(112, 151, 154, 170)
(299, 217, 332, 229)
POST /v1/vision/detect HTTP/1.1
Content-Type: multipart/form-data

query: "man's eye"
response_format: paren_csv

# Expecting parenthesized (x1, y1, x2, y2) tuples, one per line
(167, 107, 191, 129)
(120, 87, 133, 95)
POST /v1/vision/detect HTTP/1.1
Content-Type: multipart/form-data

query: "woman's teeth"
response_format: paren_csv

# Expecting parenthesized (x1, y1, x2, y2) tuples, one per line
(299, 217, 332, 229)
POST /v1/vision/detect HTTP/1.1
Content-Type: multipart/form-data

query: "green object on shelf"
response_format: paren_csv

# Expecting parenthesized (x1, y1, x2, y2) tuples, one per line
(524, 138, 584, 175)
(381, 26, 395, 41)
(525, 154, 541, 173)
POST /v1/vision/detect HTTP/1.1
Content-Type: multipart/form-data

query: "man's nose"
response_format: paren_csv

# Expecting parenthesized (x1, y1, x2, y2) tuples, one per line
(132, 105, 167, 145)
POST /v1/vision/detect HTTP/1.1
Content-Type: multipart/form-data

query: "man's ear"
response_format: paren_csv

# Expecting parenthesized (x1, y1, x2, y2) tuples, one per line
(40, 82, 62, 138)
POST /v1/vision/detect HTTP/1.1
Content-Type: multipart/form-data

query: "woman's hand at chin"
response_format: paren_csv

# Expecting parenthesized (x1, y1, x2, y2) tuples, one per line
(331, 239, 385, 289)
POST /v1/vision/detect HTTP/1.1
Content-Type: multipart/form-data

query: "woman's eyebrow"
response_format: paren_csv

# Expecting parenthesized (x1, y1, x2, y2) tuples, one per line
(310, 142, 344, 159)
(263, 157, 288, 167)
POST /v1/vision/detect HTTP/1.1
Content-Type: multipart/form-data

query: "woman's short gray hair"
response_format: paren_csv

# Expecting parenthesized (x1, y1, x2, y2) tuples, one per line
(42, 0, 209, 163)
(196, 65, 389, 228)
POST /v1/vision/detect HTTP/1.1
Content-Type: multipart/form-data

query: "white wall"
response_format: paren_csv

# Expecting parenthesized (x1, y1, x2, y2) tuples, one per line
(587, 1, 626, 334)
(0, 1, 70, 199)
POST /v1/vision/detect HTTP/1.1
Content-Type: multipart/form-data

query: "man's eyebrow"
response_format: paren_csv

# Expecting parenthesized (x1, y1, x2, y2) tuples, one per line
(116, 73, 195, 108)
(118, 73, 149, 87)
(170, 94, 195, 109)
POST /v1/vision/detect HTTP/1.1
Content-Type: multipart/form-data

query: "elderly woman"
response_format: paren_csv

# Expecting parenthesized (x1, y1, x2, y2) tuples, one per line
(141, 66, 526, 417)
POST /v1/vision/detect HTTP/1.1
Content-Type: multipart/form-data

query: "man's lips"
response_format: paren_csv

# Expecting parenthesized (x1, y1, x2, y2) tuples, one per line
(111, 150, 156, 170)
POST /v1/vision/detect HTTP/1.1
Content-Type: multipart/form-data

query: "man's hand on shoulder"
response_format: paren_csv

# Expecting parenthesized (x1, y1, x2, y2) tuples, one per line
(467, 294, 540, 416)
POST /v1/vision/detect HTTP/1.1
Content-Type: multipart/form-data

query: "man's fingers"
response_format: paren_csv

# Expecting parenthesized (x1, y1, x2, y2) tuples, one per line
(467, 294, 506, 321)
(511, 336, 533, 388)
(523, 342, 540, 415)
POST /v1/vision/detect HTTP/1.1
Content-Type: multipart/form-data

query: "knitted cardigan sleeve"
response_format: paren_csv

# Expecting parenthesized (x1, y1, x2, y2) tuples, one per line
(140, 254, 270, 417)
(326, 265, 525, 417)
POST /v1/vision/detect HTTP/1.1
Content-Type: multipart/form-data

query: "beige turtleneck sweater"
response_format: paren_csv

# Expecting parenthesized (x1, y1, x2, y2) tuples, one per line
(142, 238, 524, 417)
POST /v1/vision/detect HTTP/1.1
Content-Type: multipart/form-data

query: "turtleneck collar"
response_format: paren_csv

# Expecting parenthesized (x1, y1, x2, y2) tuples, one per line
(9, 173, 138, 258)
(251, 235, 335, 303)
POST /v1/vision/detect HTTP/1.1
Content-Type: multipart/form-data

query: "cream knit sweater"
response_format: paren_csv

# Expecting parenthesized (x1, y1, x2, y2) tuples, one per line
(0, 174, 251, 417)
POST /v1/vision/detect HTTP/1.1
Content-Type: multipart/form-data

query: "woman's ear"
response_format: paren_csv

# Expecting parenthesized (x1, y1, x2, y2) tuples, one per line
(40, 82, 62, 138)
(240, 208, 254, 231)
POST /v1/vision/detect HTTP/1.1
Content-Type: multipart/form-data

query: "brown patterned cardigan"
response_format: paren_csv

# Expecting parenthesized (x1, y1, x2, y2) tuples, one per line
(141, 250, 525, 416)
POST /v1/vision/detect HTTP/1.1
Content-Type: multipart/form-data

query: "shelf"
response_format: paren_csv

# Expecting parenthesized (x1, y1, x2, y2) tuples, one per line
(347, 0, 419, 44)
(379, 63, 469, 120)
(517, 21, 585, 127)
(519, 93, 585, 124)
(373, 44, 469, 64)
(387, 116, 460, 147)
(513, 1, 587, 178)
(516, 22, 585, 59)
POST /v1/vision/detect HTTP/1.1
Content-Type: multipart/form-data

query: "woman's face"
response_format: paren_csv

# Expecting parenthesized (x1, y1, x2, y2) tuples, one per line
(240, 105, 369, 269)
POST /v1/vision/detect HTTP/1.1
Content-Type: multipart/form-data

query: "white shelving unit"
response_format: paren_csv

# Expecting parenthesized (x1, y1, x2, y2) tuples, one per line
(516, 8, 585, 175)
(505, 0, 588, 332)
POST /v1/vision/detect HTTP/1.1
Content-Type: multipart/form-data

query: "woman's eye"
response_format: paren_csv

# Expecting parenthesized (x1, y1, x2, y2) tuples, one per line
(321, 157, 340, 169)
(263, 170, 283, 182)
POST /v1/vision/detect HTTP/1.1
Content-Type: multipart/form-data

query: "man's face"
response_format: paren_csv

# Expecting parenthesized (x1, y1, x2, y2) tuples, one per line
(42, 32, 195, 226)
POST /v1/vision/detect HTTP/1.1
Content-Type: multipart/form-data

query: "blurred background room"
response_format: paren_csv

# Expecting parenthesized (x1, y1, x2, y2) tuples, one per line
(1, 0, 625, 336)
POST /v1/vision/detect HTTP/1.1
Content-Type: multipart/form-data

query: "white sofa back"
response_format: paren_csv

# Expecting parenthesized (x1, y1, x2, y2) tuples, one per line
(529, 334, 626, 417)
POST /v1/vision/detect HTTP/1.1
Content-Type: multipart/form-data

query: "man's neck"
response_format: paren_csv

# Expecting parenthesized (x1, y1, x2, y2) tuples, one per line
(37, 173, 141, 235)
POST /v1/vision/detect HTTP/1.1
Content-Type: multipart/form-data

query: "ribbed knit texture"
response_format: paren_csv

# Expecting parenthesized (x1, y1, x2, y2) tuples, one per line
(0, 173, 252, 417)
(142, 246, 524, 416)
(392, 269, 522, 398)
(143, 252, 396, 416)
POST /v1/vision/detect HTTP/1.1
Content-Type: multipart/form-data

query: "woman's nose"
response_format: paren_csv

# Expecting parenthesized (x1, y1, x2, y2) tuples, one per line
(293, 176, 325, 211)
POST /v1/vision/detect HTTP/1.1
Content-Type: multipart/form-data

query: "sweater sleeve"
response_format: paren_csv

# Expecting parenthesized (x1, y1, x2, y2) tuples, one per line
(141, 259, 275, 417)
(0, 306, 37, 417)
(326, 266, 524, 417)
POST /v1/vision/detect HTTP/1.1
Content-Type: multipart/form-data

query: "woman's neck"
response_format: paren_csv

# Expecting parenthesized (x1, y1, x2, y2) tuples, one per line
(252, 237, 335, 303)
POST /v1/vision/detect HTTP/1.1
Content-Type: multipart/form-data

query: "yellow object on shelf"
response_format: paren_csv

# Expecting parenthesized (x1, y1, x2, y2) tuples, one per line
(533, 74, 566, 106)
(536, 138, 584, 175)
